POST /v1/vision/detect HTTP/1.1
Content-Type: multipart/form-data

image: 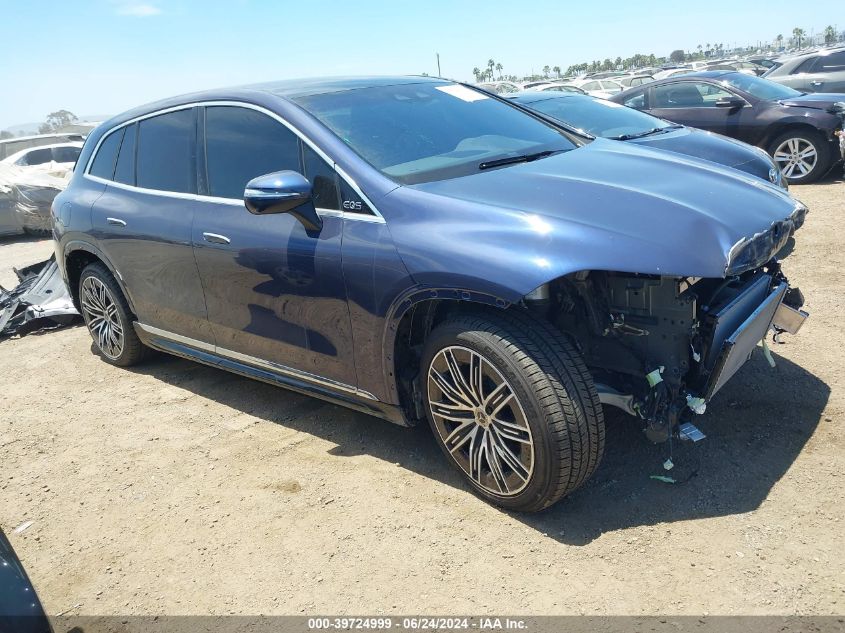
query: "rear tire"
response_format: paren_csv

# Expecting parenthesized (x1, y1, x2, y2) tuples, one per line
(768, 129, 830, 184)
(421, 310, 604, 512)
(78, 262, 148, 367)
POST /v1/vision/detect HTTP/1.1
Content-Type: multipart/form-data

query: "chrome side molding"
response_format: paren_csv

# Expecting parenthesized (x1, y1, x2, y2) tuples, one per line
(134, 323, 377, 401)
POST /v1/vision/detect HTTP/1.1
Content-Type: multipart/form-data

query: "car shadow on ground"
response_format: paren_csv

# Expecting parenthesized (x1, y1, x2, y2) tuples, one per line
(126, 344, 828, 546)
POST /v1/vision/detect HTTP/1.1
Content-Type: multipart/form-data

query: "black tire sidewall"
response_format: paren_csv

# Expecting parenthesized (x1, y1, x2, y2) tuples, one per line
(769, 130, 830, 183)
(420, 319, 560, 511)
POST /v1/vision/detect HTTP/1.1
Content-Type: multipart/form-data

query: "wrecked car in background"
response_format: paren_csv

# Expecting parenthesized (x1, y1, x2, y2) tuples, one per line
(54, 77, 808, 512)
(0, 147, 78, 236)
(0, 256, 79, 338)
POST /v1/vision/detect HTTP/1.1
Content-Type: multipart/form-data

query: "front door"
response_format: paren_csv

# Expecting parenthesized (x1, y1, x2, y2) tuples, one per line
(647, 81, 751, 141)
(191, 105, 356, 387)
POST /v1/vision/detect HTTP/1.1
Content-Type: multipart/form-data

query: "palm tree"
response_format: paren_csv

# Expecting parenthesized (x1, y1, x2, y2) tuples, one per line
(776, 34, 784, 50)
(824, 25, 836, 45)
(553, 65, 561, 78)
(793, 27, 806, 49)
(487, 58, 495, 79)
(542, 65, 551, 77)
(472, 67, 482, 82)
(495, 62, 503, 79)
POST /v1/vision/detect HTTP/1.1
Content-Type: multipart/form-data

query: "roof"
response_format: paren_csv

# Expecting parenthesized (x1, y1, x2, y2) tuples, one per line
(96, 75, 450, 133)
(510, 91, 583, 104)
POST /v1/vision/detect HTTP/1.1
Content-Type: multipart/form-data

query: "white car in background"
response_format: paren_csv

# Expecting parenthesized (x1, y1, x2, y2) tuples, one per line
(0, 142, 84, 167)
(567, 78, 625, 98)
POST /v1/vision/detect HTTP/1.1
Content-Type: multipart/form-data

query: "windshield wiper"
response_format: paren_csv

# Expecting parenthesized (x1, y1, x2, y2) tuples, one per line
(479, 150, 560, 170)
(613, 126, 679, 141)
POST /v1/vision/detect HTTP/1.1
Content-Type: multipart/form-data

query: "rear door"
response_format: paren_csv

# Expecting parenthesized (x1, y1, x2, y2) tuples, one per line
(191, 105, 356, 387)
(90, 108, 213, 342)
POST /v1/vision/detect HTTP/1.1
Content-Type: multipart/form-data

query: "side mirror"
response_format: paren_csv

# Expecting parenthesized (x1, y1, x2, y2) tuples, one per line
(244, 171, 322, 231)
(715, 97, 745, 109)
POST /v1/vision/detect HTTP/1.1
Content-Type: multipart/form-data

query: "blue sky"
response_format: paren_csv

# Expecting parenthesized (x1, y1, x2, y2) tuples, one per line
(2, 0, 840, 129)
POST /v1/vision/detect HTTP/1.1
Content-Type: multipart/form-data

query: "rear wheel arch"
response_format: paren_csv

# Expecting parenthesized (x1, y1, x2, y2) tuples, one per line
(64, 243, 136, 315)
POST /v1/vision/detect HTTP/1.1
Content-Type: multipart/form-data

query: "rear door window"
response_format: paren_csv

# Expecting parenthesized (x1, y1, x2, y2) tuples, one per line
(52, 146, 81, 164)
(817, 51, 845, 72)
(137, 108, 196, 194)
(89, 130, 124, 179)
(204, 106, 300, 199)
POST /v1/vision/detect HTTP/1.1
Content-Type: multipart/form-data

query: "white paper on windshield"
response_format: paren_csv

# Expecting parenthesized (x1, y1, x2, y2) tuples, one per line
(436, 85, 489, 102)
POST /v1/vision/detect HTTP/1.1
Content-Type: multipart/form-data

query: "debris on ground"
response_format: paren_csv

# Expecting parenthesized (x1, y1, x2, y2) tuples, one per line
(0, 255, 79, 338)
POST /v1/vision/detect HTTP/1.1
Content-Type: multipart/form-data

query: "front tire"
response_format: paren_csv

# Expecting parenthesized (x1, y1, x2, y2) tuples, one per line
(421, 311, 604, 512)
(768, 129, 830, 184)
(78, 262, 148, 367)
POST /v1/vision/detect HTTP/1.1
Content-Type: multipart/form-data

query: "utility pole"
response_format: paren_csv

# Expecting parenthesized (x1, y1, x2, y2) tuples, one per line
(436, 53, 441, 77)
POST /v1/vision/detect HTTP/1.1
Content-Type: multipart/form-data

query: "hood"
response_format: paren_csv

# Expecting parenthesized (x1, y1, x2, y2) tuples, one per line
(384, 139, 805, 300)
(630, 127, 774, 181)
(778, 92, 845, 111)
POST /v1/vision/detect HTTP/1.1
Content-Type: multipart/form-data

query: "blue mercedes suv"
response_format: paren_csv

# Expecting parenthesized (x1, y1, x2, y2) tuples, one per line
(53, 76, 808, 511)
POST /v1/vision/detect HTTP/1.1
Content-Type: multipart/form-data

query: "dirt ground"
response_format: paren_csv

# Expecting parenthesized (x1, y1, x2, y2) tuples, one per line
(1, 172, 843, 617)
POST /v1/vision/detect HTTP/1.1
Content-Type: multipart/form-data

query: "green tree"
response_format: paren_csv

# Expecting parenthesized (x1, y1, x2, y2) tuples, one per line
(38, 110, 77, 134)
(472, 67, 482, 81)
(0, 130, 13, 140)
(776, 34, 784, 49)
(487, 58, 495, 79)
(552, 65, 561, 77)
(669, 49, 685, 63)
(824, 25, 836, 45)
(542, 65, 550, 77)
(792, 27, 806, 48)
(495, 62, 503, 79)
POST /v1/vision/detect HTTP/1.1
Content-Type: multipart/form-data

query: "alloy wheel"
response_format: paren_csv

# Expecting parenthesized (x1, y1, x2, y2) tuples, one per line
(427, 345, 534, 496)
(80, 276, 125, 360)
(773, 137, 818, 179)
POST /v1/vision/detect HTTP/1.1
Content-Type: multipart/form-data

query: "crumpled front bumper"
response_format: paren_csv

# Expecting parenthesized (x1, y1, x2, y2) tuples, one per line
(693, 271, 807, 402)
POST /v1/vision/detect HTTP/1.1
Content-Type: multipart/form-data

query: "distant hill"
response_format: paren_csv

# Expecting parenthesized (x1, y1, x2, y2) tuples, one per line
(2, 114, 112, 137)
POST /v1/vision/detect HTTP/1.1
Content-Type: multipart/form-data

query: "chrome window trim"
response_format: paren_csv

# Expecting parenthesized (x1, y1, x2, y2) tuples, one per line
(136, 323, 378, 401)
(83, 100, 385, 224)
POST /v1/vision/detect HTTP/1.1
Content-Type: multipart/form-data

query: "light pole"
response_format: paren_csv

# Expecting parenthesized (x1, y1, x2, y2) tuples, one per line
(436, 53, 441, 77)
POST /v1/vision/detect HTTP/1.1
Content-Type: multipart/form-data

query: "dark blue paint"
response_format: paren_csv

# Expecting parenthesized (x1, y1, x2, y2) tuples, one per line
(0, 529, 50, 633)
(53, 76, 806, 422)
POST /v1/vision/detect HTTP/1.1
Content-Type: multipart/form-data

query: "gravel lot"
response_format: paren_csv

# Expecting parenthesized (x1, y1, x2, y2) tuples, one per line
(1, 173, 843, 616)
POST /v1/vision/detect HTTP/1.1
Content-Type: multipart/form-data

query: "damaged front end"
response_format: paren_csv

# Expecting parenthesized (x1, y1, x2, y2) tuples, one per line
(534, 207, 809, 444)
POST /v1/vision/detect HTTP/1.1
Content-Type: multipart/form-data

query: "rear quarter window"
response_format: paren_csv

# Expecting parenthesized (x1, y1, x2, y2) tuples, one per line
(89, 129, 124, 179)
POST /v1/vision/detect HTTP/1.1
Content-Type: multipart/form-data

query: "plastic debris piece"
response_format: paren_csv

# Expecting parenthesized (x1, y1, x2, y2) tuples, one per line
(686, 394, 707, 415)
(663, 457, 674, 471)
(646, 366, 664, 387)
(690, 345, 701, 363)
(760, 338, 776, 368)
(13, 520, 33, 534)
(650, 475, 677, 484)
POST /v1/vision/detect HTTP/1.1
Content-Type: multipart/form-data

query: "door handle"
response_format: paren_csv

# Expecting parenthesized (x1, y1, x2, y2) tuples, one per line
(810, 81, 822, 87)
(202, 232, 231, 245)
(106, 217, 127, 227)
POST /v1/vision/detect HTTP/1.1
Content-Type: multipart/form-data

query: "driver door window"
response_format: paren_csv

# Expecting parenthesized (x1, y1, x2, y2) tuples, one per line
(651, 82, 733, 108)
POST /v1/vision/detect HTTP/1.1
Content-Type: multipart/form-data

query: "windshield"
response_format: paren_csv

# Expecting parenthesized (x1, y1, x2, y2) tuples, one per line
(294, 82, 577, 184)
(721, 73, 802, 100)
(523, 95, 671, 139)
